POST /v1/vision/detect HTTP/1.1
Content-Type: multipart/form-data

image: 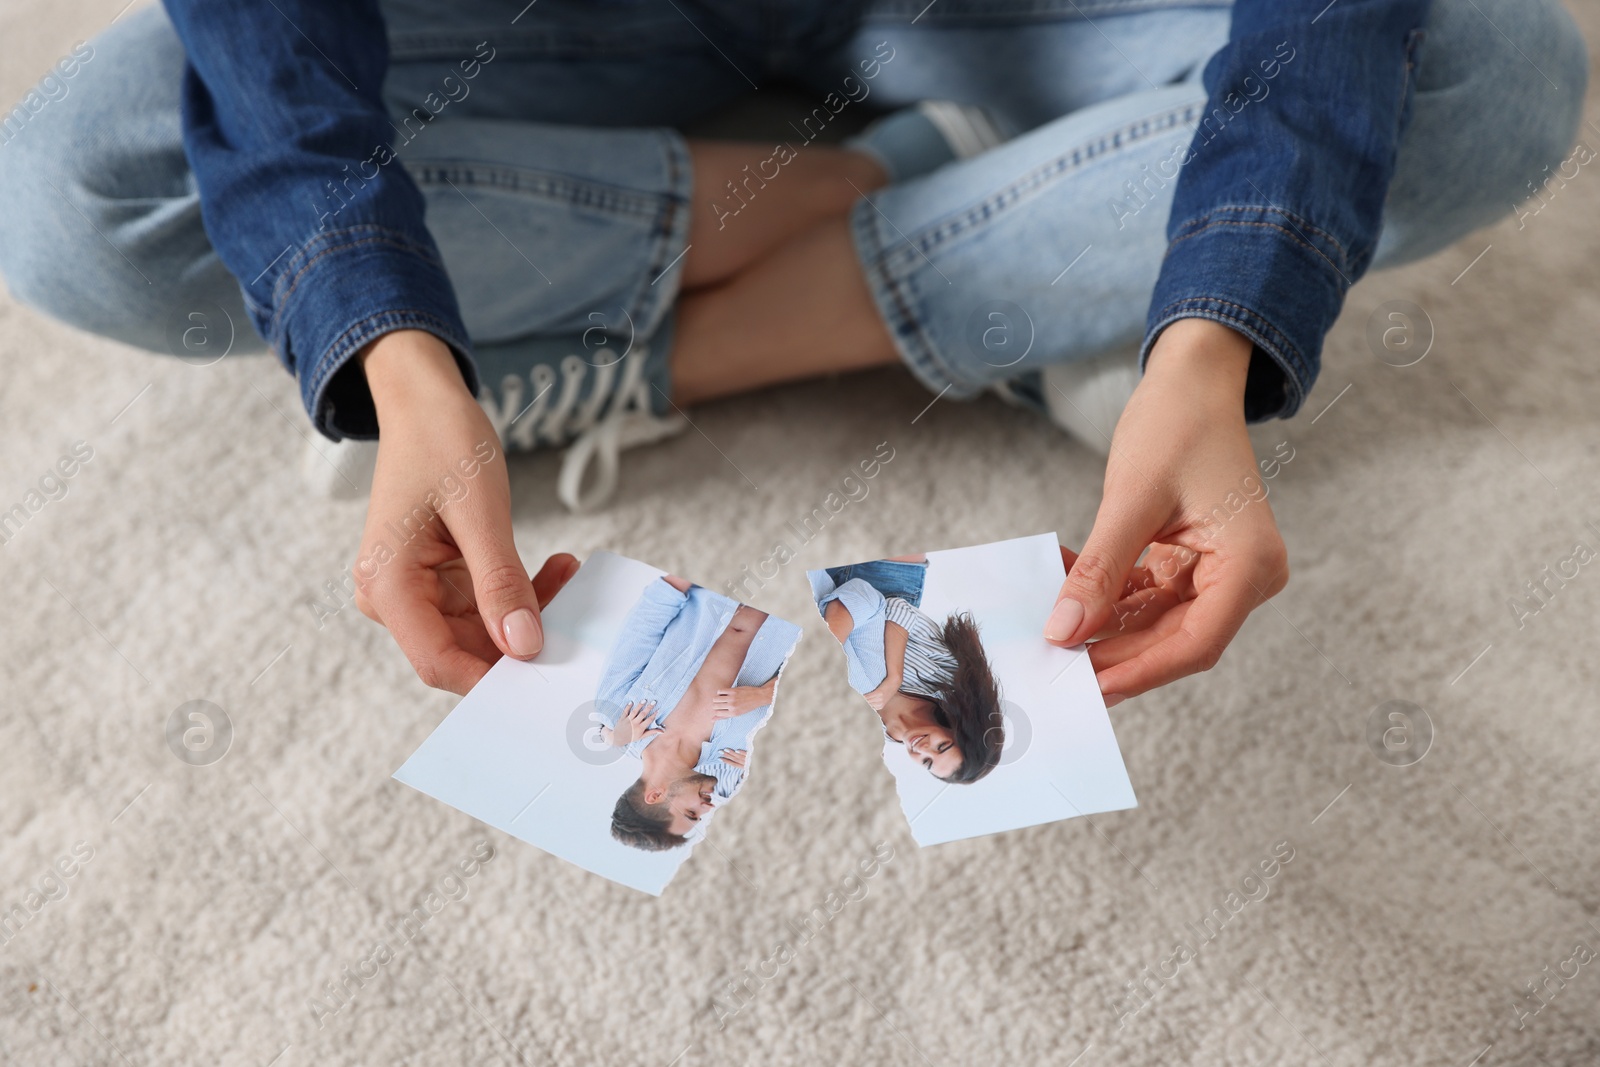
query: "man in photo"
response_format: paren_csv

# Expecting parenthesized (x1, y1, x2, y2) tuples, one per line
(593, 575, 785, 851)
(811, 555, 1004, 785)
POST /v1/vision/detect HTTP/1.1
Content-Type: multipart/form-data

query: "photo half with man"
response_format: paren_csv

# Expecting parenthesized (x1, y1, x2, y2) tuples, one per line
(808, 533, 1136, 846)
(395, 551, 802, 895)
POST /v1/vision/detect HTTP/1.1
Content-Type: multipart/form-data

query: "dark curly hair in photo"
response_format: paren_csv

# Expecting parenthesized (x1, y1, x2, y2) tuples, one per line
(928, 612, 1005, 785)
(610, 780, 688, 852)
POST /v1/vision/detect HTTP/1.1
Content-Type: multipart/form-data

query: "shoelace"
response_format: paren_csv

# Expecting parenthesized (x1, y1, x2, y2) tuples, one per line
(480, 346, 687, 513)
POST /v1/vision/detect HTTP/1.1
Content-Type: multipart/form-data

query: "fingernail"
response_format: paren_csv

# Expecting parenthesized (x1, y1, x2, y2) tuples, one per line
(1104, 693, 1126, 709)
(503, 609, 542, 658)
(1045, 598, 1085, 642)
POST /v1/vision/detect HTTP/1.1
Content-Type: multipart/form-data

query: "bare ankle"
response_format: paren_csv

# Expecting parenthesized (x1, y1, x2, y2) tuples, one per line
(804, 147, 888, 214)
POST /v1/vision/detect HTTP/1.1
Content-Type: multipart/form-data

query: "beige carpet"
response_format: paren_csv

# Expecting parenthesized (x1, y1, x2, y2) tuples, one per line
(4, 3, 1600, 1065)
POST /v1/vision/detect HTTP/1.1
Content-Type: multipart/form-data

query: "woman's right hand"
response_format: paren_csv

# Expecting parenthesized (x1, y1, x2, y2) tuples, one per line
(352, 329, 578, 694)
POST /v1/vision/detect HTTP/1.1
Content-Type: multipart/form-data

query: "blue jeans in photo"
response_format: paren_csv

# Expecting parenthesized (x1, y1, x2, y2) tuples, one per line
(825, 559, 928, 609)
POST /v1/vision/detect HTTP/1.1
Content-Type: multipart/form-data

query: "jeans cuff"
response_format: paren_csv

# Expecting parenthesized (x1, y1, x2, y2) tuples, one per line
(627, 129, 695, 347)
(847, 194, 982, 400)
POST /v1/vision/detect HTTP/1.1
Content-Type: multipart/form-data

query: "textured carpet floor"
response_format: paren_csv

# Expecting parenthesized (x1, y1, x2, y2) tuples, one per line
(3, 3, 1600, 1065)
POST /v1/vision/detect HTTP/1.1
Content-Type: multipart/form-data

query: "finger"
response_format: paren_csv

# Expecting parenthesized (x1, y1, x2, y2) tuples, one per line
(1139, 543, 1201, 598)
(353, 581, 380, 623)
(434, 559, 481, 615)
(447, 474, 546, 661)
(1065, 545, 1165, 603)
(1047, 487, 1172, 647)
(1087, 600, 1192, 671)
(532, 553, 581, 609)
(365, 573, 494, 694)
(1091, 584, 1187, 641)
(443, 610, 504, 665)
(1092, 570, 1264, 700)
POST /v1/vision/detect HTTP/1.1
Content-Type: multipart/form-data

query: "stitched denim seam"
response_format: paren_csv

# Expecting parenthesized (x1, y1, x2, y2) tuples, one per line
(1172, 205, 1353, 267)
(1150, 295, 1311, 399)
(408, 161, 666, 220)
(1153, 296, 1295, 356)
(271, 227, 450, 339)
(876, 100, 1205, 277)
(1152, 305, 1307, 420)
(306, 308, 469, 406)
(853, 202, 957, 393)
(1166, 217, 1354, 282)
(621, 130, 693, 342)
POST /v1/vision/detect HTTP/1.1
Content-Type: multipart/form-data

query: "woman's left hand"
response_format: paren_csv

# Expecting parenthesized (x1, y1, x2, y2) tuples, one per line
(607, 700, 661, 745)
(713, 681, 774, 718)
(720, 749, 748, 769)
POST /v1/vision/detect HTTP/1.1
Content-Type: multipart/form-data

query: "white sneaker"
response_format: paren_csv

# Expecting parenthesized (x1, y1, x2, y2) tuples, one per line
(548, 344, 689, 512)
(302, 341, 687, 511)
(1041, 348, 1143, 456)
(990, 346, 1143, 457)
(845, 101, 1011, 182)
(302, 435, 378, 499)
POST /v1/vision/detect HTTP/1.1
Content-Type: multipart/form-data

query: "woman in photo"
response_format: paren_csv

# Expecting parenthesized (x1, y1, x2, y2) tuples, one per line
(812, 556, 1003, 785)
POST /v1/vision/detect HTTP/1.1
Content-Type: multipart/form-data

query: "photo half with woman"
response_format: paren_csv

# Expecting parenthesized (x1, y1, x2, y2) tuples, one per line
(809, 534, 1138, 845)
(811, 554, 1005, 785)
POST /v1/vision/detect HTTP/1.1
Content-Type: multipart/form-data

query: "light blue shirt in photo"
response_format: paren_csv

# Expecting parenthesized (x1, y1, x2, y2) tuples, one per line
(595, 577, 799, 766)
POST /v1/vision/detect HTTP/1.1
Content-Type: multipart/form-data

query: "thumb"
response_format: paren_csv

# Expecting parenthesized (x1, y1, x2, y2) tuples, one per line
(455, 514, 544, 660)
(1048, 492, 1169, 646)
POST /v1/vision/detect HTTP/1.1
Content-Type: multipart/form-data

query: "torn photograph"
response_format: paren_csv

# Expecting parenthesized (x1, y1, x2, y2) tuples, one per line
(396, 551, 802, 894)
(808, 532, 1136, 845)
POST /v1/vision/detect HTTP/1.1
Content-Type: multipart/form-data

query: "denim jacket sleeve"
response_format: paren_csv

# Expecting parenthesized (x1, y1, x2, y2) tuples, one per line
(160, 0, 478, 439)
(1142, 0, 1433, 421)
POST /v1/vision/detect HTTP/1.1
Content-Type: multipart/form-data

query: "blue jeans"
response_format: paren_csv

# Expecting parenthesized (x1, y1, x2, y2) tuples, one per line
(0, 0, 1584, 403)
(826, 560, 928, 609)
